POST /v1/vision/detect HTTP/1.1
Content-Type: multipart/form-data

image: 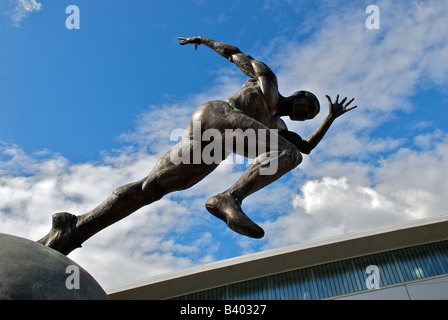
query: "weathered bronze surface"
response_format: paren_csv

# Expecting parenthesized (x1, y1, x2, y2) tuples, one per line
(38, 37, 356, 255)
(0, 233, 109, 300)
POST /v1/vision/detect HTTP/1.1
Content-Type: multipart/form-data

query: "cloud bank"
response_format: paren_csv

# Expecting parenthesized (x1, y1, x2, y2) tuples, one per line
(260, 0, 448, 247)
(7, 0, 42, 26)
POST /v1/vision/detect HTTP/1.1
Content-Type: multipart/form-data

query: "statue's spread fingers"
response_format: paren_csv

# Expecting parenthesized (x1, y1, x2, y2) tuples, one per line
(345, 98, 355, 107)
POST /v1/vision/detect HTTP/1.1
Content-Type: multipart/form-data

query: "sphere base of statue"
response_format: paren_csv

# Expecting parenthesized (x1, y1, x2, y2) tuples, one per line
(0, 233, 109, 300)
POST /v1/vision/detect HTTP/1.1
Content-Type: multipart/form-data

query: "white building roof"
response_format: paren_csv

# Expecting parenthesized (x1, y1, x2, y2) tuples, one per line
(107, 215, 448, 300)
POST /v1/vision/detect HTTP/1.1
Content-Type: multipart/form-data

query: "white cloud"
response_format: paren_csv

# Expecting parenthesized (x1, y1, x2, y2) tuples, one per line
(0, 141, 230, 287)
(7, 0, 42, 26)
(274, 0, 448, 123)
(255, 0, 448, 251)
(0, 72, 247, 288)
(255, 0, 448, 250)
(262, 130, 448, 250)
(261, 176, 400, 249)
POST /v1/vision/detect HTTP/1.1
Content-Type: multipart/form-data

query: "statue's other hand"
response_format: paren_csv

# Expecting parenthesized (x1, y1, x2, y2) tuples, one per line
(325, 94, 357, 119)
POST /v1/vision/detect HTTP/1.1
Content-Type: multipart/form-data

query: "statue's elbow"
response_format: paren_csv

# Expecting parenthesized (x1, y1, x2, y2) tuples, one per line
(301, 149, 312, 155)
(298, 144, 313, 155)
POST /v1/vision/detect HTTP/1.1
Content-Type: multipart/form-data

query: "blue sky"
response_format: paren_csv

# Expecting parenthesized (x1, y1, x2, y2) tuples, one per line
(1, 0, 448, 289)
(0, 0, 326, 162)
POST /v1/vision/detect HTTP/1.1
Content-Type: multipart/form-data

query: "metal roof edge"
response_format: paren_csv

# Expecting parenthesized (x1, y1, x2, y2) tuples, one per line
(106, 214, 448, 299)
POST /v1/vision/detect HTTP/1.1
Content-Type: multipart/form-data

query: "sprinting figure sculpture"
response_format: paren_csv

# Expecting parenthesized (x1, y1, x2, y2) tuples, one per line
(38, 37, 357, 255)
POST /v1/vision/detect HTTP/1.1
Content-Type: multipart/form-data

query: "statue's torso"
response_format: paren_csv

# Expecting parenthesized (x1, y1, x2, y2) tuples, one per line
(226, 77, 286, 131)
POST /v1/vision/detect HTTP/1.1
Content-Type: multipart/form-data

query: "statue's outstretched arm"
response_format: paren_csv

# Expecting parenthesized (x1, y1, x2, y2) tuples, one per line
(178, 36, 274, 79)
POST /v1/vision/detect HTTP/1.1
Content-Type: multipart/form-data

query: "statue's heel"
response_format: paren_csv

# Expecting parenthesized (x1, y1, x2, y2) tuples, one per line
(37, 212, 82, 255)
(206, 193, 264, 239)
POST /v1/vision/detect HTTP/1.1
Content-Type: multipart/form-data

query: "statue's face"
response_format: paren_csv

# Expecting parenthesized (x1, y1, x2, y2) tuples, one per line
(289, 96, 319, 121)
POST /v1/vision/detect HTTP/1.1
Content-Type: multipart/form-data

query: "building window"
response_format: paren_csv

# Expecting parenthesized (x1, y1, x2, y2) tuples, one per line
(173, 240, 448, 300)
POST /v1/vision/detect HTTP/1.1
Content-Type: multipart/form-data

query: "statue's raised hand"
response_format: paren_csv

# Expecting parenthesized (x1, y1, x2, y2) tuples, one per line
(325, 95, 357, 120)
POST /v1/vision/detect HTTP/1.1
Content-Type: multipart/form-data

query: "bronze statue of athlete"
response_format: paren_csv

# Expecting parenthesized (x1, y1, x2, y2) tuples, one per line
(39, 37, 357, 255)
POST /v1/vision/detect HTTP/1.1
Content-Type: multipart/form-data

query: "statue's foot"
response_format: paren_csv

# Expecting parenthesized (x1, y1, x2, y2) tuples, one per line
(37, 212, 82, 255)
(206, 193, 264, 239)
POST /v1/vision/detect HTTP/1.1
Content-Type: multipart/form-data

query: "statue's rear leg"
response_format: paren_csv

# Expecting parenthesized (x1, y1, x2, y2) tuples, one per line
(38, 144, 220, 255)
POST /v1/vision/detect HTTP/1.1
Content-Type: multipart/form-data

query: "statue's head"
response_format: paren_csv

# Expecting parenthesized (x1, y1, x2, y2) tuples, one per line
(286, 90, 320, 121)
